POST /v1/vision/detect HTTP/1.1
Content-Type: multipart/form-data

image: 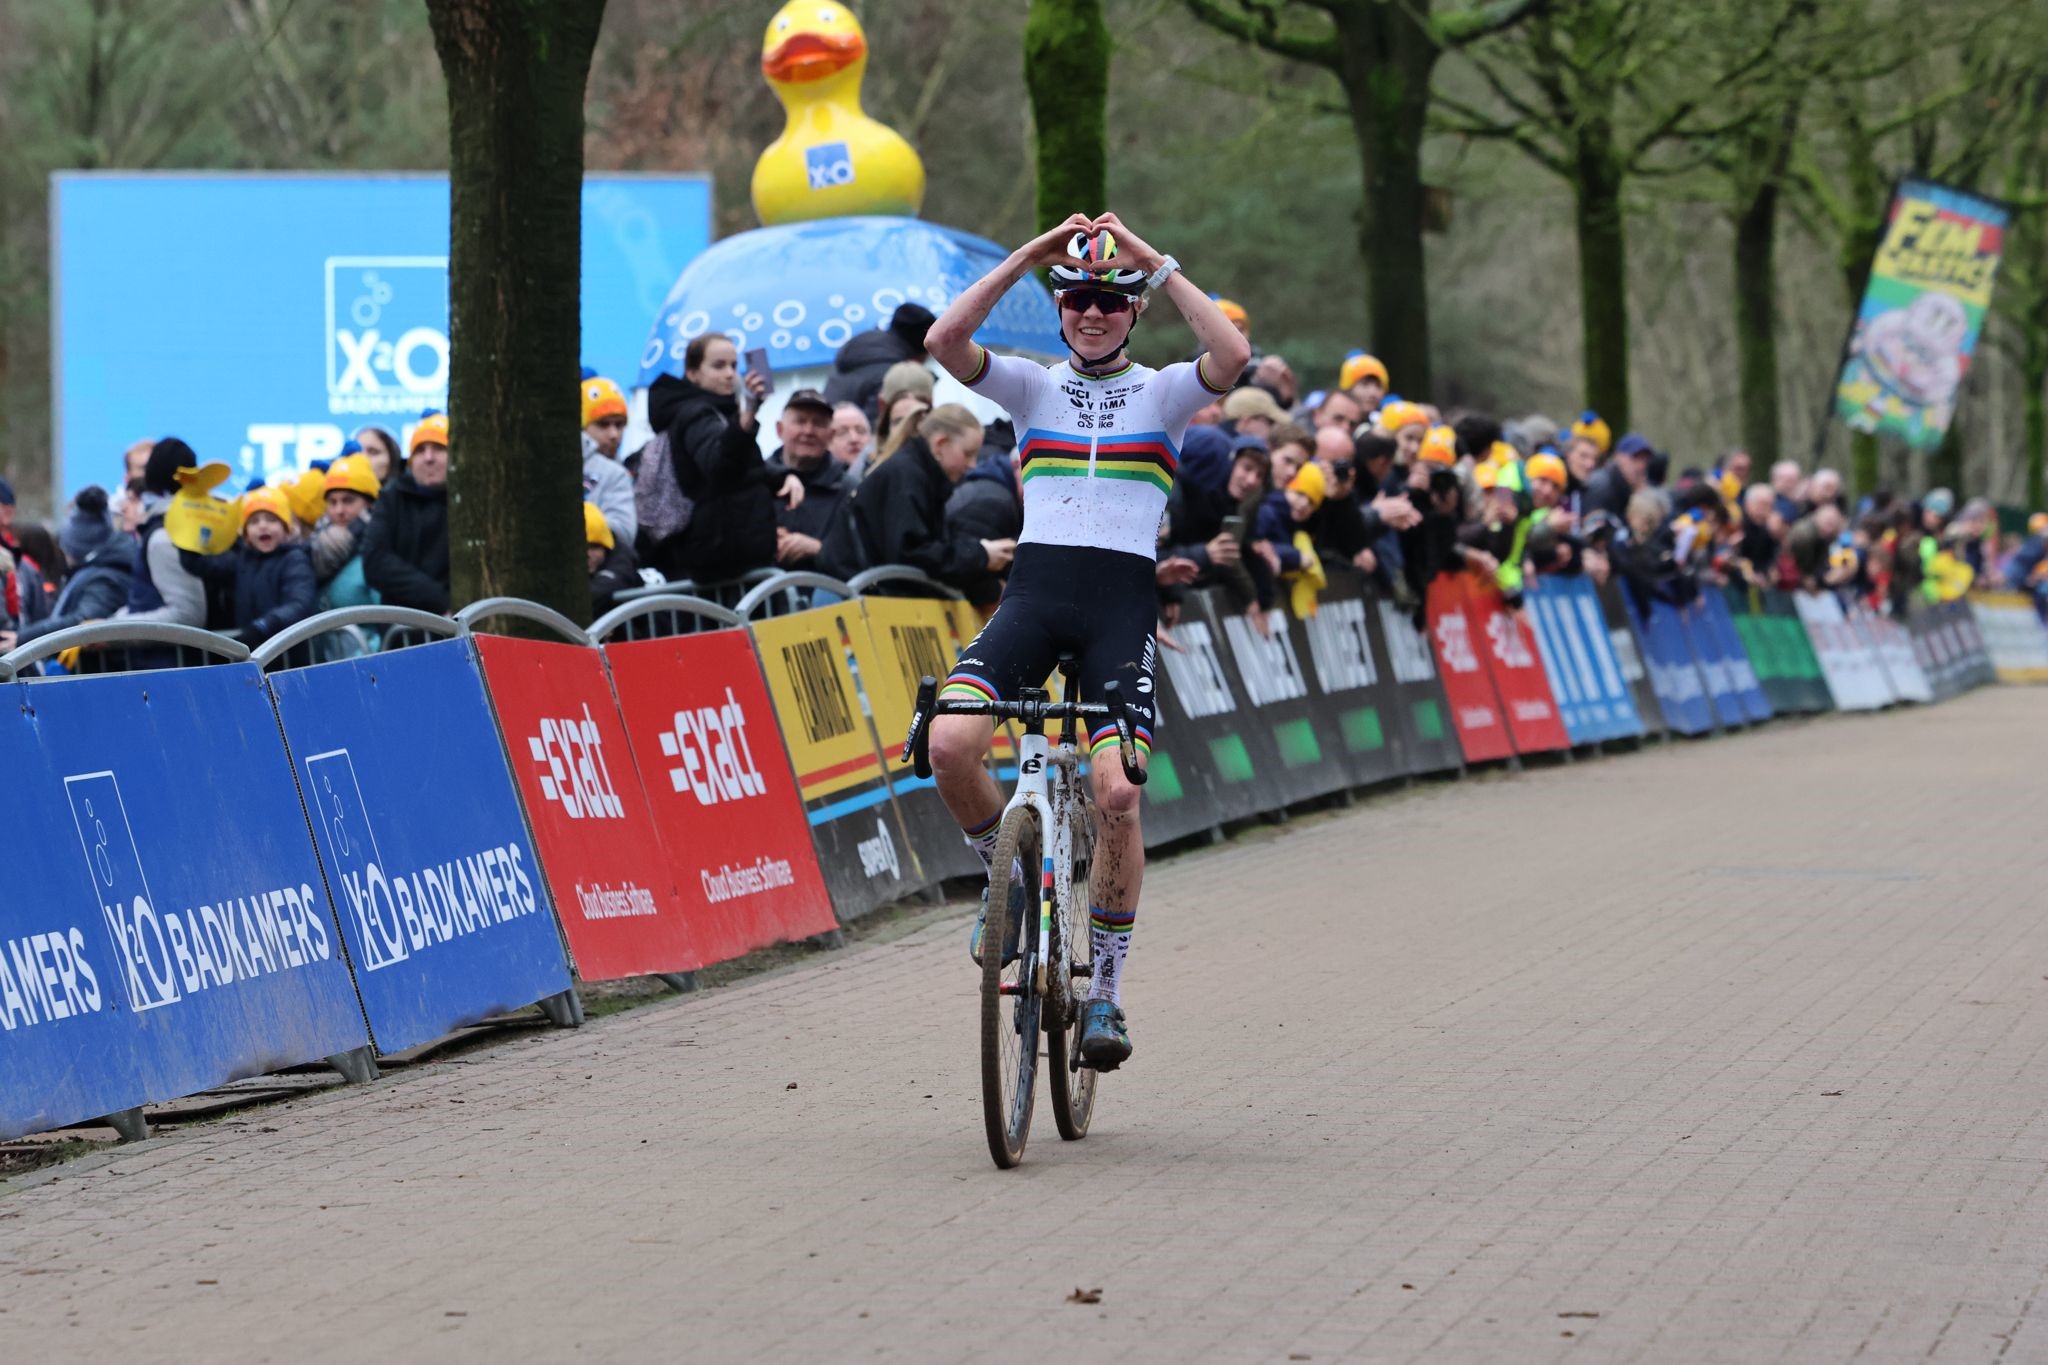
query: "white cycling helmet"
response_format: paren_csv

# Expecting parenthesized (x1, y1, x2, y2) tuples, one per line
(1048, 230, 1149, 294)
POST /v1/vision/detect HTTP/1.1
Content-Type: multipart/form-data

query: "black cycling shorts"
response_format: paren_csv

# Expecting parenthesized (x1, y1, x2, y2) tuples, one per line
(942, 543, 1158, 757)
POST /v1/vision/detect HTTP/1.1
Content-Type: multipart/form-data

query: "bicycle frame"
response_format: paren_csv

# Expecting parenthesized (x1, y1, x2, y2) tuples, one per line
(1004, 724, 1083, 999)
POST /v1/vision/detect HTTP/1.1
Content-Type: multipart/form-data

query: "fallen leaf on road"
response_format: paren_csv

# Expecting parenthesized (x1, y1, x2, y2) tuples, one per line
(1820, 1090, 1843, 1097)
(1068, 1287, 1102, 1304)
(1558, 1311, 1599, 1319)
(786, 1082, 799, 1090)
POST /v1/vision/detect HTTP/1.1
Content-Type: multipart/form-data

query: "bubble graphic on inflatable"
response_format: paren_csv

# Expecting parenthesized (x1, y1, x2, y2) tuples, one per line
(819, 319, 852, 348)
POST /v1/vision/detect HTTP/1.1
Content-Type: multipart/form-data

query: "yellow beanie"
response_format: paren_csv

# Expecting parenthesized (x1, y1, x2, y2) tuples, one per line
(323, 453, 381, 500)
(1418, 425, 1458, 466)
(1288, 461, 1328, 512)
(1339, 353, 1388, 391)
(582, 501, 614, 550)
(410, 412, 450, 452)
(1526, 453, 1568, 488)
(285, 467, 328, 526)
(1376, 400, 1428, 433)
(1569, 410, 1612, 455)
(240, 486, 294, 532)
(581, 377, 628, 427)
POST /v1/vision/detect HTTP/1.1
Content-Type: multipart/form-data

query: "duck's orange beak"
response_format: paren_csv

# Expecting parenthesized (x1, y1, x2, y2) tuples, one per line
(763, 29, 865, 83)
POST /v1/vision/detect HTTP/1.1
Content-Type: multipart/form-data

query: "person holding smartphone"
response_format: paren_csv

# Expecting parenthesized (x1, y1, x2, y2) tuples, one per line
(641, 335, 804, 584)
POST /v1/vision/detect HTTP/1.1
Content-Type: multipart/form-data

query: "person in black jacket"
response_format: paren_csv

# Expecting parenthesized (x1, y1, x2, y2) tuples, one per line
(11, 486, 136, 647)
(1581, 432, 1653, 524)
(641, 334, 804, 584)
(821, 303, 936, 419)
(764, 389, 854, 569)
(364, 418, 452, 612)
(182, 487, 318, 643)
(944, 435, 1022, 610)
(817, 405, 1014, 589)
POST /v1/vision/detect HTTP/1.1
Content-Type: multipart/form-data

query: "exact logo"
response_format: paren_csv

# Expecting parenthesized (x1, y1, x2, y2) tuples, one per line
(63, 772, 178, 1012)
(325, 257, 451, 416)
(527, 705, 626, 820)
(804, 141, 855, 191)
(1434, 611, 1480, 674)
(658, 687, 768, 806)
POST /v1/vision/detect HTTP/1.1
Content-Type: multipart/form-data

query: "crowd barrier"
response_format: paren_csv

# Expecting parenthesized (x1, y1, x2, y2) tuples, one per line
(3, 563, 2039, 1141)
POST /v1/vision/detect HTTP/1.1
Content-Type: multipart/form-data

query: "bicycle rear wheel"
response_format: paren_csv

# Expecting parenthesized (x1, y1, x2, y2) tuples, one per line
(1047, 793, 1098, 1140)
(982, 807, 1042, 1169)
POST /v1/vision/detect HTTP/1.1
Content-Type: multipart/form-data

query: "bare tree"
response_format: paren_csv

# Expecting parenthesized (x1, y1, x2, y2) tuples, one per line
(1184, 0, 1541, 399)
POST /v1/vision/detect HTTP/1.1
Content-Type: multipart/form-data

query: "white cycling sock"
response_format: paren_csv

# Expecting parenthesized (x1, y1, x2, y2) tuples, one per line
(1087, 906, 1134, 1005)
(962, 810, 1002, 870)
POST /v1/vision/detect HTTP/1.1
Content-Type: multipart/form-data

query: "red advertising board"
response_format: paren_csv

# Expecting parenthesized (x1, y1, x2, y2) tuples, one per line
(604, 628, 838, 965)
(1465, 582, 1571, 753)
(1426, 574, 1514, 762)
(473, 633, 700, 981)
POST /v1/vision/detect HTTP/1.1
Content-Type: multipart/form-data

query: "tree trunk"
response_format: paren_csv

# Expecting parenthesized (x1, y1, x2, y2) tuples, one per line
(1334, 10, 1435, 399)
(425, 0, 605, 622)
(1573, 144, 1629, 430)
(1732, 181, 1781, 467)
(1023, 0, 1110, 233)
(1838, 225, 1883, 494)
(2026, 354, 2046, 511)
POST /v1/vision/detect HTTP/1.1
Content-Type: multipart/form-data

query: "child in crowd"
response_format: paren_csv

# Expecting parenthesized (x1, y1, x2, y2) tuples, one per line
(586, 500, 639, 615)
(311, 454, 381, 612)
(181, 486, 317, 645)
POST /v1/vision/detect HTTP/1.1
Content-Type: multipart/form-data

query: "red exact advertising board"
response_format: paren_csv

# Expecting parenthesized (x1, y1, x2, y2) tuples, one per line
(1426, 574, 1514, 763)
(1464, 582, 1571, 753)
(604, 628, 838, 965)
(473, 633, 699, 981)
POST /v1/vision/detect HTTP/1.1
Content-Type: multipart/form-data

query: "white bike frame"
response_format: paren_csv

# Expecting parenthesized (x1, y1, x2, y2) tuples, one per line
(1002, 729, 1082, 998)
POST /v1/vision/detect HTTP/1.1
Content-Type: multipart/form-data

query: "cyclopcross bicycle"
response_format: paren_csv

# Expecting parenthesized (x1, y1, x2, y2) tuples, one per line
(903, 656, 1147, 1169)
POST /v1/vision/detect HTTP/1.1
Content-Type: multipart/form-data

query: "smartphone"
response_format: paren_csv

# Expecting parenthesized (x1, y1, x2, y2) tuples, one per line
(1220, 514, 1246, 540)
(744, 347, 775, 395)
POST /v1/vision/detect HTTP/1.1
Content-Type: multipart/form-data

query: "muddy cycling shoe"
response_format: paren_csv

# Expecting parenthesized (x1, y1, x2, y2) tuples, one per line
(1077, 1000, 1132, 1071)
(968, 878, 1030, 967)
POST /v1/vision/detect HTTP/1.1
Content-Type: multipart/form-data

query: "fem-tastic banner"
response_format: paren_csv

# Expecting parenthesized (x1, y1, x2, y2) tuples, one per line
(1834, 177, 2008, 449)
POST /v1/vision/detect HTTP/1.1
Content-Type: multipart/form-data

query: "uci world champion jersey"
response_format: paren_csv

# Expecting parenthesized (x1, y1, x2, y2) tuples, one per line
(964, 346, 1231, 562)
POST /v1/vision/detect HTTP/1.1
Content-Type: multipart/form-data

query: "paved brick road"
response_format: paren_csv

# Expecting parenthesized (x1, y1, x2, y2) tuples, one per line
(6, 689, 2048, 1363)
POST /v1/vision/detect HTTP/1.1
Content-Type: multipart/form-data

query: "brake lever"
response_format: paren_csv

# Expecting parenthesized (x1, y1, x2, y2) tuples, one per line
(1101, 681, 1147, 786)
(906, 675, 937, 777)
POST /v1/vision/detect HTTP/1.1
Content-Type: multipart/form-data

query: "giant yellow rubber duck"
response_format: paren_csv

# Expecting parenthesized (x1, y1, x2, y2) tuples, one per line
(751, 0, 926, 226)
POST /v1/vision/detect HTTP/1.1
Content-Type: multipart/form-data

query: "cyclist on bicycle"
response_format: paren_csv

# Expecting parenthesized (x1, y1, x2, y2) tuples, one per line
(924, 211, 1251, 1071)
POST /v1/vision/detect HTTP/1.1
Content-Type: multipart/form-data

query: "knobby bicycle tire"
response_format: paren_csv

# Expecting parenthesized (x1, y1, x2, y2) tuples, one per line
(1047, 789, 1098, 1140)
(982, 806, 1042, 1169)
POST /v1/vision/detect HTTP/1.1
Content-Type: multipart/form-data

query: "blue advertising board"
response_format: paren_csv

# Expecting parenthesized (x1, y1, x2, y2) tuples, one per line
(267, 637, 572, 1054)
(1695, 593, 1774, 722)
(1525, 576, 1644, 744)
(1675, 599, 1749, 728)
(1631, 596, 1716, 736)
(0, 664, 368, 1139)
(53, 172, 712, 498)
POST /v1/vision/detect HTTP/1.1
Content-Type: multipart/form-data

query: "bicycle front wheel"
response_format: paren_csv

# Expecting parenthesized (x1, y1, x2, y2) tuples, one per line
(982, 806, 1042, 1169)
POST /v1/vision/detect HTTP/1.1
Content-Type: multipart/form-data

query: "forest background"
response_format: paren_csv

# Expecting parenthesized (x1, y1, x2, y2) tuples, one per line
(2, 0, 2045, 518)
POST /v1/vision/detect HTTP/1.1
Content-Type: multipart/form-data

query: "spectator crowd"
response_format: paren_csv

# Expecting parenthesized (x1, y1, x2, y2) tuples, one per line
(6, 295, 2043, 664)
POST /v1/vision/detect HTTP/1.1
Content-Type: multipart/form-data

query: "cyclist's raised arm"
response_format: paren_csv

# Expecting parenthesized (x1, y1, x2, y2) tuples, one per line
(927, 213, 1095, 381)
(1088, 212, 1251, 390)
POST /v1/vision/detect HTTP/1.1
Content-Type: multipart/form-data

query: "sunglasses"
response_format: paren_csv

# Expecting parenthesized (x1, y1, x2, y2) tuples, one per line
(1057, 288, 1135, 315)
